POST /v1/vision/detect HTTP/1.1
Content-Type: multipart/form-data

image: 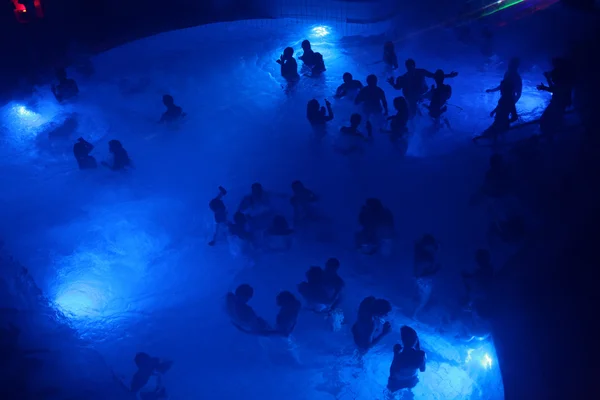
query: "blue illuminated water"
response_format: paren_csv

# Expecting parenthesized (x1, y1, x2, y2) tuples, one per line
(0, 18, 552, 399)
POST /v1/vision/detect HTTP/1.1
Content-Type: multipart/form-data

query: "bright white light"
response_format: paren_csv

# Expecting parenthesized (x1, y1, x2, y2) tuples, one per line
(311, 26, 330, 37)
(55, 281, 107, 318)
(496, 0, 503, 4)
(481, 353, 493, 369)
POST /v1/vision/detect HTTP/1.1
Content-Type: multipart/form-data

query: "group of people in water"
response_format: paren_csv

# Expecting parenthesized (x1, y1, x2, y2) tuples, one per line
(41, 31, 574, 399)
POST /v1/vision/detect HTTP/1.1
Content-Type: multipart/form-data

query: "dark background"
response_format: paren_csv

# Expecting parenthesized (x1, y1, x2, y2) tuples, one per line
(2, 0, 599, 398)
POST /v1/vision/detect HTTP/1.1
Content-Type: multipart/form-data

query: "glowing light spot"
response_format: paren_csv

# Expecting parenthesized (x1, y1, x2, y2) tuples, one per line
(55, 281, 107, 318)
(481, 353, 493, 369)
(311, 26, 330, 37)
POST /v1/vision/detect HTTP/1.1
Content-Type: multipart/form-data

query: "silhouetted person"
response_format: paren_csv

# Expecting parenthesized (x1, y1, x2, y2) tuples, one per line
(307, 98, 334, 125)
(299, 40, 316, 66)
(340, 113, 369, 137)
(424, 70, 453, 130)
(276, 47, 299, 80)
(290, 180, 318, 222)
(486, 57, 522, 104)
(208, 186, 228, 246)
(51, 68, 79, 103)
(264, 215, 293, 251)
(311, 53, 326, 75)
(382, 96, 409, 150)
(228, 211, 253, 243)
(356, 198, 394, 254)
(387, 59, 457, 118)
(73, 137, 97, 169)
(537, 57, 573, 140)
(387, 326, 426, 393)
(298, 266, 332, 312)
(226, 284, 272, 334)
(383, 41, 399, 70)
(130, 352, 172, 400)
(274, 291, 302, 336)
(159, 94, 185, 123)
(101, 140, 131, 171)
(462, 249, 494, 308)
(413, 234, 441, 318)
(355, 74, 388, 117)
(475, 80, 519, 143)
(335, 72, 363, 99)
(352, 296, 392, 351)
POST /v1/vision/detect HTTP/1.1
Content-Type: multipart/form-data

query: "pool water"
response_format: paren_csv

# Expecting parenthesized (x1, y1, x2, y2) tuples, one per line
(0, 17, 553, 400)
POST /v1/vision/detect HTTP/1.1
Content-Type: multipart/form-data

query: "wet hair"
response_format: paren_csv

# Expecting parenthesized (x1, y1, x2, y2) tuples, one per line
(301, 40, 311, 50)
(307, 99, 321, 119)
(233, 211, 246, 225)
(343, 72, 353, 82)
(372, 298, 392, 317)
(272, 215, 290, 231)
(283, 47, 294, 58)
(350, 113, 362, 127)
(490, 153, 503, 168)
(475, 249, 491, 267)
(405, 59, 416, 69)
(420, 234, 437, 248)
(163, 94, 174, 106)
(276, 290, 298, 307)
(306, 266, 324, 282)
(358, 296, 376, 318)
(366, 74, 378, 86)
(56, 68, 67, 81)
(291, 180, 305, 192)
(393, 96, 408, 113)
(235, 284, 254, 301)
(325, 258, 340, 271)
(434, 69, 445, 83)
(400, 325, 418, 348)
(251, 182, 263, 196)
(366, 198, 383, 210)
(134, 352, 153, 369)
(108, 139, 123, 152)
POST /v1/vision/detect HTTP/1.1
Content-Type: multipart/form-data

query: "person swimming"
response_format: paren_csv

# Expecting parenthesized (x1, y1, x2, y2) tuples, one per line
(290, 180, 318, 222)
(73, 137, 97, 170)
(101, 140, 132, 171)
(352, 296, 392, 351)
(355, 74, 388, 117)
(381, 96, 409, 150)
(208, 186, 228, 246)
(51, 68, 79, 103)
(276, 47, 299, 80)
(413, 234, 441, 319)
(274, 290, 302, 337)
(340, 113, 370, 138)
(387, 326, 426, 393)
(383, 41, 399, 70)
(130, 352, 172, 400)
(226, 284, 272, 335)
(335, 73, 363, 99)
(355, 198, 394, 254)
(307, 98, 334, 125)
(298, 266, 333, 312)
(264, 215, 293, 251)
(159, 94, 185, 123)
(299, 39, 316, 66)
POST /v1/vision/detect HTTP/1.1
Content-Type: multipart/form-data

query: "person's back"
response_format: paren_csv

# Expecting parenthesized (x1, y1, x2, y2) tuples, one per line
(356, 85, 384, 112)
(429, 83, 451, 117)
(504, 69, 522, 103)
(226, 292, 266, 333)
(388, 347, 426, 391)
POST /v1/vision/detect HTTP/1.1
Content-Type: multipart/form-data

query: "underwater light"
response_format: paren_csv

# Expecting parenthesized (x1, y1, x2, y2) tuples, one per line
(311, 26, 330, 37)
(481, 353, 493, 369)
(466, 347, 494, 370)
(55, 281, 107, 318)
